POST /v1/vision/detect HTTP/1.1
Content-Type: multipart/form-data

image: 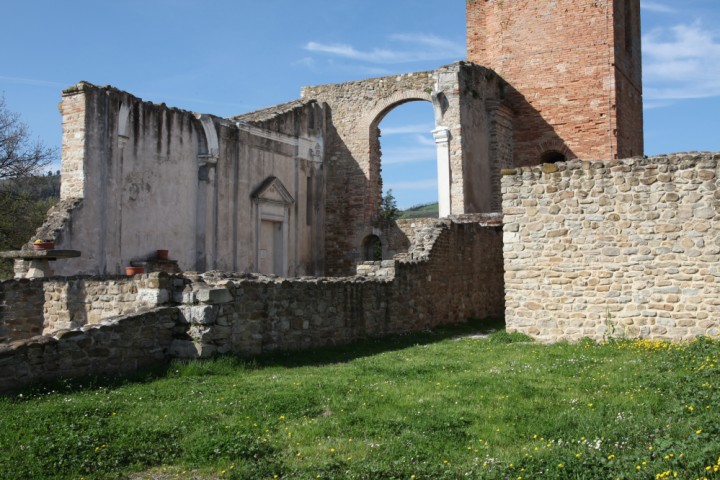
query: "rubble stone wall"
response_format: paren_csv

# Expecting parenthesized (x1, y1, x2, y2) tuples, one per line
(0, 307, 178, 393)
(176, 218, 505, 357)
(503, 152, 720, 342)
(0, 218, 504, 392)
(0, 274, 173, 343)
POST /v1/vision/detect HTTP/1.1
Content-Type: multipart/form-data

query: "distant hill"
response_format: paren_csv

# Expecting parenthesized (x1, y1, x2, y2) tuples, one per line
(0, 174, 61, 201)
(0, 174, 60, 279)
(399, 202, 438, 219)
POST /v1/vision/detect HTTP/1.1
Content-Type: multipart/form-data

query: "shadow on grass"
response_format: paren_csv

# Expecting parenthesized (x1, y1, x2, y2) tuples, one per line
(11, 317, 505, 398)
(255, 316, 506, 369)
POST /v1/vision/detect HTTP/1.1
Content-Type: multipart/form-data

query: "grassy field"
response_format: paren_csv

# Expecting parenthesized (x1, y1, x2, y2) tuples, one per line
(399, 203, 439, 219)
(1, 319, 718, 479)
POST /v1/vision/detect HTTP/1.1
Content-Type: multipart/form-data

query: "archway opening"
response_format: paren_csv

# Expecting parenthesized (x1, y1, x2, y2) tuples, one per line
(541, 150, 566, 164)
(376, 101, 439, 219)
(362, 234, 382, 261)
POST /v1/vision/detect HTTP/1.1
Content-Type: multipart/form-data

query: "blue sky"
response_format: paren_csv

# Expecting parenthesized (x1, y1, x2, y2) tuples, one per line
(1, 0, 719, 209)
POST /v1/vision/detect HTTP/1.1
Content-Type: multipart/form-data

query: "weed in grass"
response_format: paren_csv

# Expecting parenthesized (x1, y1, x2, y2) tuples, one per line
(0, 325, 718, 479)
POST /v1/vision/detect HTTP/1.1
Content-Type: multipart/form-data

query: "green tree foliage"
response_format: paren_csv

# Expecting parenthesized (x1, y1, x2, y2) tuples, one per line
(378, 189, 400, 222)
(0, 96, 58, 278)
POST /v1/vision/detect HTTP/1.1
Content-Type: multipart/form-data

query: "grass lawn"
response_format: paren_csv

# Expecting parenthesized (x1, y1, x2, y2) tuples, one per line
(0, 319, 718, 479)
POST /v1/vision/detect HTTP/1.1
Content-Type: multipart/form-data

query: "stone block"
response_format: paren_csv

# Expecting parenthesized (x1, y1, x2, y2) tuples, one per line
(196, 288, 233, 304)
(179, 305, 218, 325)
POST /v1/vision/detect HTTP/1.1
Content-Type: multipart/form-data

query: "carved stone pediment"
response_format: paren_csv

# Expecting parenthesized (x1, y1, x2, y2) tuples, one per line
(251, 176, 295, 206)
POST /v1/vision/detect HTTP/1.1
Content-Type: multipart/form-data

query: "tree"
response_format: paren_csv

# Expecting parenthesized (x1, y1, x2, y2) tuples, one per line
(0, 96, 58, 278)
(0, 96, 55, 179)
(379, 189, 400, 222)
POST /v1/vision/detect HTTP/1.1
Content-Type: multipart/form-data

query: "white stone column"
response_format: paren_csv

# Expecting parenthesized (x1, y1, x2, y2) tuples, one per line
(432, 127, 452, 218)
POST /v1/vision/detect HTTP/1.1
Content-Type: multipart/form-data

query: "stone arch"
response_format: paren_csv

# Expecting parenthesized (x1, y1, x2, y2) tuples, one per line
(361, 234, 383, 261)
(535, 139, 574, 165)
(357, 90, 441, 224)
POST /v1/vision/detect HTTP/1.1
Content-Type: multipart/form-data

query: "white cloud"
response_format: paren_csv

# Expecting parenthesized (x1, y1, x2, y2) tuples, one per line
(380, 123, 434, 135)
(384, 179, 438, 190)
(640, 1, 677, 14)
(643, 22, 720, 101)
(303, 33, 464, 65)
(0, 75, 66, 88)
(382, 147, 436, 165)
(416, 134, 436, 146)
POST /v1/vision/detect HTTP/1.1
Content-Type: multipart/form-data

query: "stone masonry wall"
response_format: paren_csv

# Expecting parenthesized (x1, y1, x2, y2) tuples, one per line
(0, 307, 178, 393)
(0, 273, 173, 343)
(503, 152, 720, 342)
(174, 217, 504, 357)
(0, 218, 504, 392)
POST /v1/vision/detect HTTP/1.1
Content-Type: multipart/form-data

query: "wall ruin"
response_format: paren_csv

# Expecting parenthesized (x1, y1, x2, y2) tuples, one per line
(1, 216, 504, 392)
(43, 83, 326, 277)
(503, 152, 720, 342)
(302, 62, 512, 275)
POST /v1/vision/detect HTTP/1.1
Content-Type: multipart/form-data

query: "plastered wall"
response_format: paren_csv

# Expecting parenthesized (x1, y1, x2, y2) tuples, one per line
(43, 83, 326, 277)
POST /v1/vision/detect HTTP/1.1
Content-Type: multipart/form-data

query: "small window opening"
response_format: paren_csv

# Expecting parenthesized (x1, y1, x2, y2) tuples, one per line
(541, 150, 566, 164)
(362, 235, 382, 261)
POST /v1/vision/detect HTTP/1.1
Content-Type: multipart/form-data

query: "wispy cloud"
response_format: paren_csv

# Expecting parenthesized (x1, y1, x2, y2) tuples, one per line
(382, 147, 436, 165)
(384, 179, 438, 190)
(640, 1, 677, 14)
(0, 75, 67, 88)
(416, 134, 435, 146)
(381, 123, 435, 135)
(303, 33, 464, 65)
(643, 22, 720, 101)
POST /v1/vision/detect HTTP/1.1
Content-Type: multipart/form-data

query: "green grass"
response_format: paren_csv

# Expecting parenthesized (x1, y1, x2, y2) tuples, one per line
(399, 202, 439, 219)
(1, 319, 719, 479)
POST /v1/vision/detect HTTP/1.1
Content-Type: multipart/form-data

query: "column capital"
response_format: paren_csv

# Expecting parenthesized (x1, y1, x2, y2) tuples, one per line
(432, 127, 451, 144)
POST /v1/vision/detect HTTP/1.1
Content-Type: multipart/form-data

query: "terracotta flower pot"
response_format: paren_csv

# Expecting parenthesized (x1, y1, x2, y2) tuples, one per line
(156, 249, 169, 260)
(125, 266, 145, 276)
(33, 241, 55, 251)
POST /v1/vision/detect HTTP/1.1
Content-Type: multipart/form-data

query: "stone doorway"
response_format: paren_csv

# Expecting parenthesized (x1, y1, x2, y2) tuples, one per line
(259, 220, 284, 275)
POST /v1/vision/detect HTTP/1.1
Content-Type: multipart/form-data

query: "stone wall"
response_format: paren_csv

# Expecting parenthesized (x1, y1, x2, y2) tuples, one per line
(0, 217, 504, 391)
(0, 273, 173, 343)
(0, 307, 178, 393)
(503, 152, 720, 342)
(175, 216, 505, 357)
(0, 280, 45, 342)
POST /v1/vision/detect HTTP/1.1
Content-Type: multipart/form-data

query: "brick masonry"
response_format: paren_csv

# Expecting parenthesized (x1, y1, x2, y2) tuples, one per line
(302, 62, 511, 274)
(467, 0, 643, 165)
(503, 152, 720, 342)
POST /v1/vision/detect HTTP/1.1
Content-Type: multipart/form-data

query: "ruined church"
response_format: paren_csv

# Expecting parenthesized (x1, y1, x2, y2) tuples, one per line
(37, 0, 641, 278)
(3, 0, 719, 391)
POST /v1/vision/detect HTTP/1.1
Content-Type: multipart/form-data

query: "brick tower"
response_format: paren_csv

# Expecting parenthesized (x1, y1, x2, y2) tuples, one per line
(467, 0, 643, 165)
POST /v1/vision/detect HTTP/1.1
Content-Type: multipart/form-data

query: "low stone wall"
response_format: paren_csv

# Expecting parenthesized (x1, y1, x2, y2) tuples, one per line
(175, 218, 504, 358)
(0, 218, 504, 392)
(0, 307, 179, 393)
(0, 280, 45, 342)
(502, 152, 720, 342)
(0, 274, 174, 343)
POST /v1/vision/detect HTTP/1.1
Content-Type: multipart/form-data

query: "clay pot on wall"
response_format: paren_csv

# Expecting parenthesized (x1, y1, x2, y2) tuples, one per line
(125, 266, 145, 276)
(33, 240, 55, 251)
(156, 249, 169, 260)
